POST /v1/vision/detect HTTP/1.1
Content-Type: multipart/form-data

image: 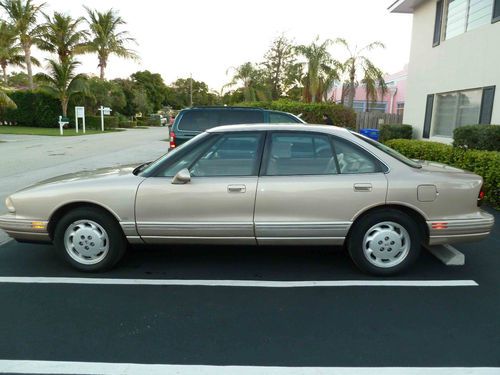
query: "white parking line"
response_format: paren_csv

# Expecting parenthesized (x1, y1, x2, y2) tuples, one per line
(0, 276, 478, 287)
(0, 361, 497, 375)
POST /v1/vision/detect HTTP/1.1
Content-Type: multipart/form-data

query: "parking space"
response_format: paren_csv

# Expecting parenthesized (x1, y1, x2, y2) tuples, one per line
(0, 209, 498, 374)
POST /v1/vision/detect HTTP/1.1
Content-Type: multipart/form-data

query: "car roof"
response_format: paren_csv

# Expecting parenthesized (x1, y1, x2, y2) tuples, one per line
(181, 106, 265, 111)
(206, 123, 351, 135)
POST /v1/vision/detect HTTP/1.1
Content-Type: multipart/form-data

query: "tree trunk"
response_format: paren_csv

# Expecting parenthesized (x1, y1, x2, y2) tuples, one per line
(99, 57, 106, 79)
(1, 63, 7, 84)
(365, 90, 369, 112)
(346, 64, 356, 109)
(62, 97, 68, 117)
(24, 45, 34, 90)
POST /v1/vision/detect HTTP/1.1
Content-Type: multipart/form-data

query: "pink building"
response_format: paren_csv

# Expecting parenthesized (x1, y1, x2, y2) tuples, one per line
(330, 65, 407, 115)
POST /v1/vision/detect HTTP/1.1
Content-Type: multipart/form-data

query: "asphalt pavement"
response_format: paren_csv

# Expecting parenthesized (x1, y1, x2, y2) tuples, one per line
(0, 208, 498, 374)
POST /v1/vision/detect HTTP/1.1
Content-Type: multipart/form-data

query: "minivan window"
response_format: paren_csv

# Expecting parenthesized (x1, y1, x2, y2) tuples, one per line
(269, 112, 301, 123)
(178, 109, 264, 132)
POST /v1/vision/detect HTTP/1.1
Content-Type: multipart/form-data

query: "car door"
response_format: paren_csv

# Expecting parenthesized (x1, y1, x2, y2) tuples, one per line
(135, 131, 265, 244)
(254, 131, 388, 245)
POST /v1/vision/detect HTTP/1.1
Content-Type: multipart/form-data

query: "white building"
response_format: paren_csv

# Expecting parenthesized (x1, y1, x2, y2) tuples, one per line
(389, 0, 499, 142)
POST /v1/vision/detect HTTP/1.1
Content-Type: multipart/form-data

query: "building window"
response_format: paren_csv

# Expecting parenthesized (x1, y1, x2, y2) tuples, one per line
(397, 102, 405, 116)
(352, 101, 365, 113)
(352, 101, 387, 113)
(444, 0, 494, 40)
(432, 88, 482, 137)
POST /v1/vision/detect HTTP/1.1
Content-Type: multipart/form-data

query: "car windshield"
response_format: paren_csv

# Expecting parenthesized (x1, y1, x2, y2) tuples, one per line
(137, 133, 209, 176)
(351, 132, 422, 169)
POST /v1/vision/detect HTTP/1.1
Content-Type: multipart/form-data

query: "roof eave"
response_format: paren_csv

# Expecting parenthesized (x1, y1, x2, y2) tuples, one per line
(388, 0, 427, 13)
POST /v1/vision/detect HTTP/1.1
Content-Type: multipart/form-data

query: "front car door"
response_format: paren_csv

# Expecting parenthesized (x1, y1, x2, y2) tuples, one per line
(254, 131, 388, 245)
(135, 131, 265, 244)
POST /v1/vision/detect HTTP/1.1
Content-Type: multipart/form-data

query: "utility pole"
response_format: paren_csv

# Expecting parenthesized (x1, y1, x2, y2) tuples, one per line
(189, 73, 193, 107)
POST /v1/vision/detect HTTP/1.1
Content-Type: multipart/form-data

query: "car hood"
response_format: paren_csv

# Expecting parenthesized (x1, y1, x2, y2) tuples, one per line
(22, 164, 140, 190)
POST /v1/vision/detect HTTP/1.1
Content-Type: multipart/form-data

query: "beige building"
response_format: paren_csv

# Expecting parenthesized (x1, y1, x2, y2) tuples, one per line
(389, 0, 499, 142)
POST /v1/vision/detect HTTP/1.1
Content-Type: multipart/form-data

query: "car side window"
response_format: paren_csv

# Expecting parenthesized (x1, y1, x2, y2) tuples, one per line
(189, 132, 263, 177)
(264, 132, 338, 176)
(269, 112, 301, 124)
(332, 138, 380, 174)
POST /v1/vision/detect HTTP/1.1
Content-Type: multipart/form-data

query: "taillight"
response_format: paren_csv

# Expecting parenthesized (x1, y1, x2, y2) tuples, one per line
(477, 187, 485, 206)
(169, 131, 176, 149)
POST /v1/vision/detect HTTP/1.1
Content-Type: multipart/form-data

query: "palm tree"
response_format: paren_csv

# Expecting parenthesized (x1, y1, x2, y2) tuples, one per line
(295, 37, 340, 103)
(0, 87, 16, 109)
(38, 12, 88, 65)
(361, 62, 387, 112)
(0, 0, 45, 89)
(37, 59, 87, 116)
(0, 21, 24, 84)
(335, 39, 385, 109)
(84, 7, 137, 79)
(225, 62, 262, 102)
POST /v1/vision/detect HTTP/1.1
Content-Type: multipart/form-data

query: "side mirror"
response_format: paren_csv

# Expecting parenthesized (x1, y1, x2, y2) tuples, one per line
(172, 168, 191, 184)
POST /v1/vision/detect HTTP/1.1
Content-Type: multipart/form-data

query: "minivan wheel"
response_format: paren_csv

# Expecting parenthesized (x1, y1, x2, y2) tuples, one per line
(54, 207, 126, 272)
(347, 209, 421, 275)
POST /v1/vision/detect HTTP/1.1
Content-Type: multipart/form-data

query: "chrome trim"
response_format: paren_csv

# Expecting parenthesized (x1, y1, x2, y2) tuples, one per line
(257, 237, 345, 245)
(255, 222, 351, 238)
(429, 232, 491, 245)
(141, 236, 256, 245)
(0, 216, 48, 234)
(119, 221, 138, 236)
(427, 218, 494, 236)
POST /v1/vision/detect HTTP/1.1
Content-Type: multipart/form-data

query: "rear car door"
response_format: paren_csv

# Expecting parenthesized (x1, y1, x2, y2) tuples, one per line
(135, 131, 265, 244)
(254, 131, 388, 245)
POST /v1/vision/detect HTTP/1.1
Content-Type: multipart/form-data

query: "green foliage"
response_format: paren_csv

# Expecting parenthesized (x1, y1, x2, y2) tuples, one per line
(379, 124, 413, 142)
(131, 70, 168, 111)
(0, 90, 60, 127)
(241, 99, 356, 128)
(83, 115, 118, 129)
(166, 78, 219, 109)
(385, 139, 500, 207)
(118, 120, 135, 128)
(453, 125, 500, 151)
(71, 77, 126, 115)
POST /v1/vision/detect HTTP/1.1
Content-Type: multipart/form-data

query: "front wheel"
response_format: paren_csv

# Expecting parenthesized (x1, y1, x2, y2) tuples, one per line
(54, 207, 127, 272)
(347, 209, 422, 275)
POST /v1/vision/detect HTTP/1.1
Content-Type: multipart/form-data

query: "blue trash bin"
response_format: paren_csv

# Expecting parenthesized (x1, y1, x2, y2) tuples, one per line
(359, 128, 380, 141)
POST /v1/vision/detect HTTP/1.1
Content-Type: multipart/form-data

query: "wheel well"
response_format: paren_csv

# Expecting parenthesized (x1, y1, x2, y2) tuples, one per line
(47, 202, 120, 240)
(348, 204, 429, 242)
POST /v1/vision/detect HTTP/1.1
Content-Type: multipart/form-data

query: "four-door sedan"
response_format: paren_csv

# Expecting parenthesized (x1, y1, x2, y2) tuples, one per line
(0, 124, 494, 275)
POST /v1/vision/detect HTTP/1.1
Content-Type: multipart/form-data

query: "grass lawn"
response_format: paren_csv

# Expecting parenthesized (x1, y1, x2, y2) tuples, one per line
(0, 126, 123, 136)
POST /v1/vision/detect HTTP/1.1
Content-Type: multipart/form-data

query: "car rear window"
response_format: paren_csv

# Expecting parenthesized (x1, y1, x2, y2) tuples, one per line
(178, 109, 264, 132)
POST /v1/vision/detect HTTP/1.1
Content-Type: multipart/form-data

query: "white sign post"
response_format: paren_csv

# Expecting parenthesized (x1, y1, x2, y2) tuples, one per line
(58, 116, 69, 135)
(98, 106, 112, 132)
(75, 106, 86, 133)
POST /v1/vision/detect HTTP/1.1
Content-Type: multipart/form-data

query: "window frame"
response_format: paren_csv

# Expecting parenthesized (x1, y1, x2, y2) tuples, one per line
(149, 131, 267, 178)
(260, 130, 386, 177)
(442, 0, 495, 41)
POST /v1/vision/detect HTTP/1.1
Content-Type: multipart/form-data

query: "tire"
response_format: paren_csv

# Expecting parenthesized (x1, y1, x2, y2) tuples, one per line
(347, 209, 422, 276)
(54, 207, 127, 272)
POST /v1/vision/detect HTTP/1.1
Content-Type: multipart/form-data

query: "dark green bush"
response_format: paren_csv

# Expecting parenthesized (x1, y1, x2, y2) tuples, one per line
(1, 90, 60, 127)
(146, 116, 161, 126)
(453, 125, 500, 151)
(240, 99, 357, 128)
(386, 139, 500, 208)
(118, 120, 136, 128)
(379, 124, 413, 142)
(82, 115, 119, 130)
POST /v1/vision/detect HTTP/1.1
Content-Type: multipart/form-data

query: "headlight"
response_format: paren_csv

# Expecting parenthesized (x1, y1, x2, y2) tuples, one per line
(5, 197, 15, 213)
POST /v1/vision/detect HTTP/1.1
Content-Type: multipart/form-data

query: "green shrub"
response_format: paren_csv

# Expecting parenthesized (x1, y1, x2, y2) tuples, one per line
(239, 99, 356, 128)
(82, 115, 119, 130)
(146, 116, 161, 126)
(1, 90, 60, 127)
(379, 124, 413, 142)
(386, 139, 500, 208)
(453, 125, 500, 151)
(118, 120, 136, 128)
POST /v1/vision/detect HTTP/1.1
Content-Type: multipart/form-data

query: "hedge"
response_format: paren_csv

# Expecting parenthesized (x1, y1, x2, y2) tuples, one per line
(82, 115, 119, 130)
(118, 120, 137, 128)
(453, 125, 500, 151)
(239, 99, 357, 128)
(0, 90, 60, 127)
(385, 139, 500, 208)
(379, 124, 413, 142)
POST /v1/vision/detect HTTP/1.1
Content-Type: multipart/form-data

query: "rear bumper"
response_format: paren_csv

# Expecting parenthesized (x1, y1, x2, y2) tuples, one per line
(0, 214, 51, 243)
(427, 212, 495, 245)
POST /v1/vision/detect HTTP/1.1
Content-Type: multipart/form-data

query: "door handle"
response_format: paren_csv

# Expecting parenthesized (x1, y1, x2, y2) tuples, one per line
(227, 184, 246, 193)
(354, 183, 372, 192)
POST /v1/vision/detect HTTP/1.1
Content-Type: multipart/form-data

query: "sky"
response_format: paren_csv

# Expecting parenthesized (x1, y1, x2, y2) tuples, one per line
(7, 0, 413, 92)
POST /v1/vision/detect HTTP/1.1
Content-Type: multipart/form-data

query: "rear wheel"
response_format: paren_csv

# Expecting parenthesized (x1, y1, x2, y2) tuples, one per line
(347, 209, 422, 275)
(54, 207, 126, 272)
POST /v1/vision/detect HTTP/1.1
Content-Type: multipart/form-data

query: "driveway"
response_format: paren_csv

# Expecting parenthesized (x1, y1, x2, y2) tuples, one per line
(0, 127, 168, 243)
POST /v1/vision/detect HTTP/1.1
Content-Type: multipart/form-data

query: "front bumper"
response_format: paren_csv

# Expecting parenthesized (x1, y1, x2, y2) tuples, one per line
(427, 211, 495, 245)
(0, 214, 51, 243)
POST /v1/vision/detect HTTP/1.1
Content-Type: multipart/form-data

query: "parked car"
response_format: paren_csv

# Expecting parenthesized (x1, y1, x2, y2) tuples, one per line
(169, 106, 304, 149)
(0, 124, 493, 275)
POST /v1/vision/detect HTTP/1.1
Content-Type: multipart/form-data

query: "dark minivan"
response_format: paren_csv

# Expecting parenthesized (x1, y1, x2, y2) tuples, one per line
(169, 106, 304, 148)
